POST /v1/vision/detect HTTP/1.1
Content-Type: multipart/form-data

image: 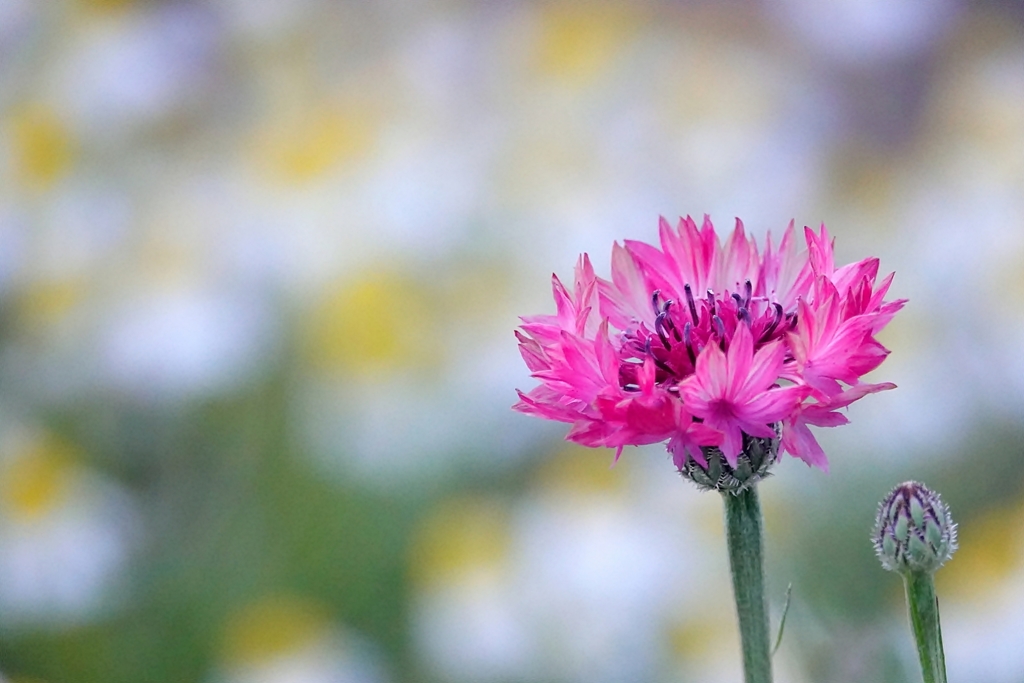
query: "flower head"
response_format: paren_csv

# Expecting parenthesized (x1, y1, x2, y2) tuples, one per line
(514, 216, 904, 483)
(872, 481, 957, 574)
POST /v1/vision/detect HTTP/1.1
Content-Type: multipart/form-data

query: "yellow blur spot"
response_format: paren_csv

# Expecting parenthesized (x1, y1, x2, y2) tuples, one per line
(441, 262, 513, 322)
(532, 444, 626, 496)
(132, 228, 206, 289)
(14, 278, 88, 333)
(667, 611, 736, 661)
(254, 105, 376, 183)
(221, 595, 329, 666)
(936, 501, 1024, 598)
(73, 0, 135, 11)
(929, 42, 1024, 174)
(304, 271, 439, 377)
(666, 43, 775, 128)
(409, 496, 511, 587)
(7, 106, 76, 189)
(0, 438, 76, 521)
(830, 150, 898, 213)
(534, 4, 640, 82)
(760, 492, 792, 541)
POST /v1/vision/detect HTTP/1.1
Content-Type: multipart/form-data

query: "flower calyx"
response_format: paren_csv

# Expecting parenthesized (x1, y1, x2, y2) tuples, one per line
(678, 424, 781, 494)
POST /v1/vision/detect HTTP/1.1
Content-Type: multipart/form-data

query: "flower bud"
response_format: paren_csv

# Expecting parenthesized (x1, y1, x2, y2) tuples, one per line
(678, 425, 780, 494)
(872, 481, 957, 574)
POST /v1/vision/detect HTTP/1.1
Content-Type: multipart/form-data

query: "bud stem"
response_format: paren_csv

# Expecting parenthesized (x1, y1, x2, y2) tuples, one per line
(723, 486, 773, 683)
(904, 570, 947, 683)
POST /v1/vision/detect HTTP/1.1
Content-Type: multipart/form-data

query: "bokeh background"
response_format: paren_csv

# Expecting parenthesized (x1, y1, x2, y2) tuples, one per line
(1, 1, 1023, 682)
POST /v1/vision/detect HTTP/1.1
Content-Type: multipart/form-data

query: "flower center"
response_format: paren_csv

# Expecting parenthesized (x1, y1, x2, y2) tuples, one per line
(618, 280, 795, 392)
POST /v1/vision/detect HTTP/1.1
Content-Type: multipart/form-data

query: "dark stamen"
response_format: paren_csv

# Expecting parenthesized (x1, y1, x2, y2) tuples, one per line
(651, 289, 662, 313)
(684, 284, 699, 324)
(744, 280, 752, 307)
(654, 313, 672, 349)
(759, 303, 784, 342)
(644, 337, 674, 374)
(713, 315, 727, 346)
(661, 302, 682, 341)
(682, 322, 697, 365)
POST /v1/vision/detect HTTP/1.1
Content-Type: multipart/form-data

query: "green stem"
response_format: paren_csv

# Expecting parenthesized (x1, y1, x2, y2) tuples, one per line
(904, 571, 947, 683)
(723, 487, 773, 683)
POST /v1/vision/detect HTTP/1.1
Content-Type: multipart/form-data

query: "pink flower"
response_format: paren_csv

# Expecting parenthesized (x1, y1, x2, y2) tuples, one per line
(514, 216, 904, 472)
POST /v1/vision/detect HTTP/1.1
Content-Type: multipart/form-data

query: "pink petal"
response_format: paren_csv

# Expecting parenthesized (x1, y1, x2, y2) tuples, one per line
(781, 420, 829, 470)
(724, 322, 755, 397)
(739, 384, 810, 424)
(716, 423, 745, 466)
(737, 337, 786, 400)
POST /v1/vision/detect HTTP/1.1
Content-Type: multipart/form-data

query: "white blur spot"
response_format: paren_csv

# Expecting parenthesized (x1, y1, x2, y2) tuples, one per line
(58, 5, 220, 135)
(772, 0, 957, 64)
(212, 631, 389, 683)
(99, 287, 275, 401)
(0, 457, 138, 627)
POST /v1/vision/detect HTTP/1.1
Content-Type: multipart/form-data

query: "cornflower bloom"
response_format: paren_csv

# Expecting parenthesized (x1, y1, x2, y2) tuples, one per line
(514, 216, 903, 485)
(514, 215, 904, 683)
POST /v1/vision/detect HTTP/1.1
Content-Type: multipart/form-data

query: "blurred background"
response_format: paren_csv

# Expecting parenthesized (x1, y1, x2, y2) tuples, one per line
(0, 0, 1023, 682)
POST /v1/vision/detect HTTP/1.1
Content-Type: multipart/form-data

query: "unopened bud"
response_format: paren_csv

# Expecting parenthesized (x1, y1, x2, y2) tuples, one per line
(872, 481, 957, 574)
